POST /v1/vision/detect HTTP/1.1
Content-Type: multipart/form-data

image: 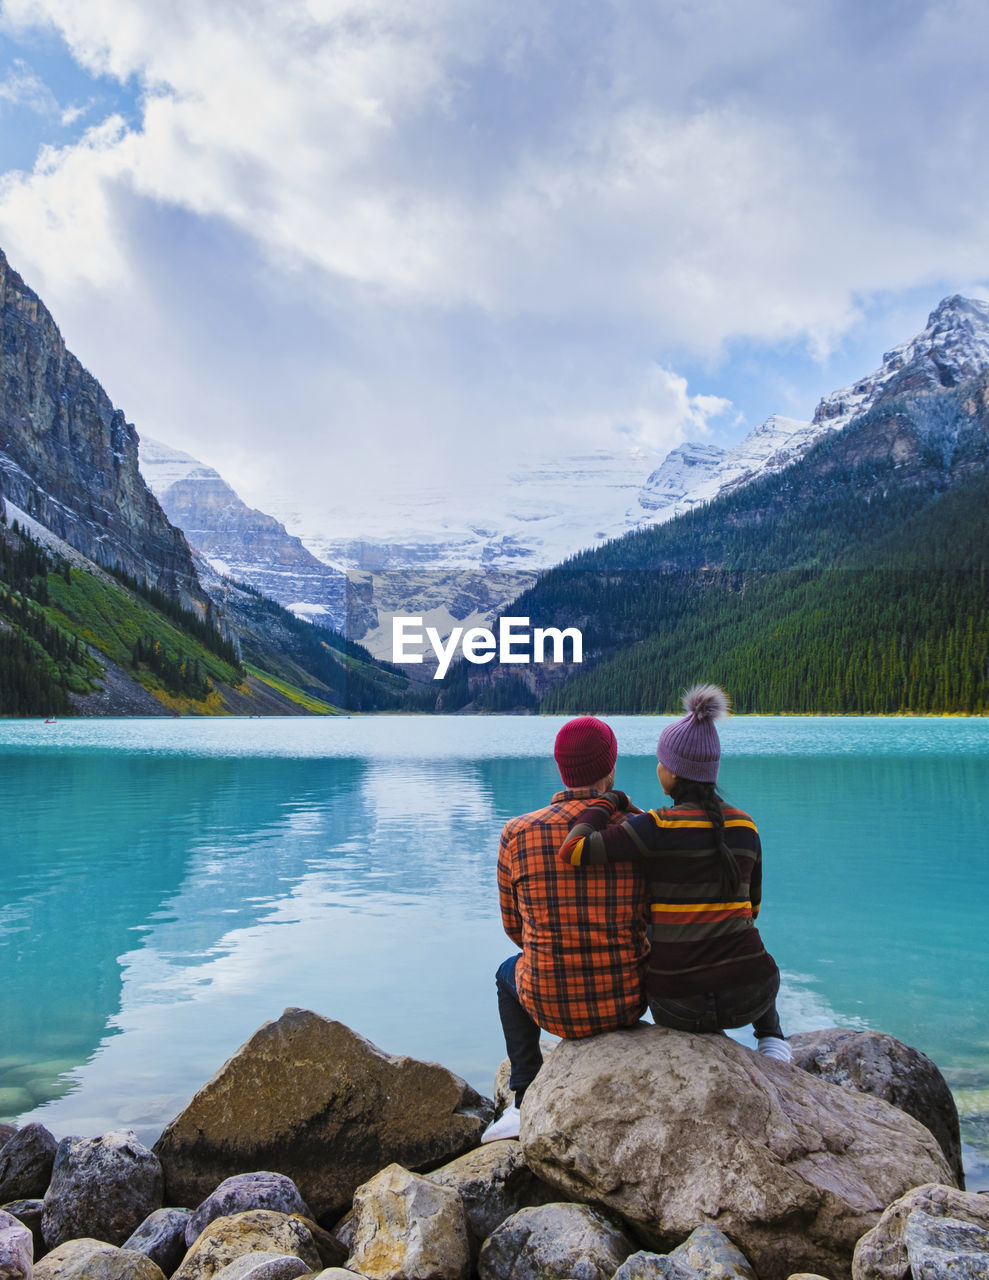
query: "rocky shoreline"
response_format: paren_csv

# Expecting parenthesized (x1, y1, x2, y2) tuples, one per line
(2, 1009, 988, 1280)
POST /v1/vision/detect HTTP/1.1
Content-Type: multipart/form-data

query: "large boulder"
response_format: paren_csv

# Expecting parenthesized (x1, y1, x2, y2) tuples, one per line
(185, 1176, 312, 1248)
(33, 1238, 166, 1280)
(666, 1225, 756, 1279)
(612, 1224, 756, 1280)
(123, 1207, 194, 1275)
(154, 1009, 493, 1219)
(346, 1164, 469, 1280)
(0, 1208, 33, 1280)
(212, 1256, 312, 1280)
(477, 1202, 636, 1280)
(0, 1124, 58, 1202)
(852, 1181, 989, 1280)
(42, 1131, 164, 1250)
(1, 1200, 43, 1259)
(790, 1027, 964, 1185)
(0, 1126, 18, 1153)
(172, 1210, 322, 1280)
(520, 1023, 954, 1280)
(612, 1225, 757, 1280)
(425, 1140, 558, 1256)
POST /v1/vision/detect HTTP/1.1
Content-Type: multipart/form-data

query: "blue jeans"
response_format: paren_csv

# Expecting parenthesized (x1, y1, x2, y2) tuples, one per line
(495, 954, 543, 1104)
(648, 971, 784, 1039)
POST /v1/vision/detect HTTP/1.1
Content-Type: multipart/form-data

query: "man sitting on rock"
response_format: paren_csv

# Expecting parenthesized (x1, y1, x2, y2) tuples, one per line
(482, 716, 649, 1142)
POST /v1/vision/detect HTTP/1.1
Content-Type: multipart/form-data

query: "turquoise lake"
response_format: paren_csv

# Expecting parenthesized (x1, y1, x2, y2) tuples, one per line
(1, 715, 987, 1188)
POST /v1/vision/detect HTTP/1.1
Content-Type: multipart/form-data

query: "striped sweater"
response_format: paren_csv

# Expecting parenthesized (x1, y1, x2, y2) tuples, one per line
(558, 794, 777, 998)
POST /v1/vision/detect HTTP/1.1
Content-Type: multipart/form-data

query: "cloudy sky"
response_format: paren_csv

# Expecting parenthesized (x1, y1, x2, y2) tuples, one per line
(1, 0, 988, 530)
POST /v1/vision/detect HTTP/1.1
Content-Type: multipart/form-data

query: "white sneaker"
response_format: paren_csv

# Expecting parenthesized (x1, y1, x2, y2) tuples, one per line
(481, 1103, 521, 1143)
(757, 1036, 793, 1063)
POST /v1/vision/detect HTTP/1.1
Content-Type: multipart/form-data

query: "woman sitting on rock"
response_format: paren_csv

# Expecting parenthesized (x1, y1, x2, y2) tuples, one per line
(557, 684, 791, 1061)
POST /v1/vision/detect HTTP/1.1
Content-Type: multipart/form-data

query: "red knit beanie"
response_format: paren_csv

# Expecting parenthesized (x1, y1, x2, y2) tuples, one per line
(554, 716, 617, 787)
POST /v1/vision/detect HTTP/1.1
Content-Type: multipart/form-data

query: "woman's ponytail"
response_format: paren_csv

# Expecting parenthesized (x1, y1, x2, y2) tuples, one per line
(670, 777, 740, 897)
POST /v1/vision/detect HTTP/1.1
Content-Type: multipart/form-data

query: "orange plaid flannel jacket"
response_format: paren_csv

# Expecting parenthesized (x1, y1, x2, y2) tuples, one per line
(497, 787, 649, 1039)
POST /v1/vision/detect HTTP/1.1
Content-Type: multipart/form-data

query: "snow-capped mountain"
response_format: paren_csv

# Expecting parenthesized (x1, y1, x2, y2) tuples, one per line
(138, 294, 989, 658)
(813, 294, 989, 430)
(139, 437, 348, 627)
(632, 416, 813, 524)
(263, 445, 665, 573)
(631, 294, 989, 527)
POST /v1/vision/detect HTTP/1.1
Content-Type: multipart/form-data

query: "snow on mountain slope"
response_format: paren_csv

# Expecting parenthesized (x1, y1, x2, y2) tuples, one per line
(263, 445, 664, 571)
(138, 294, 989, 655)
(813, 294, 989, 431)
(632, 294, 989, 526)
(139, 436, 348, 626)
(632, 416, 815, 524)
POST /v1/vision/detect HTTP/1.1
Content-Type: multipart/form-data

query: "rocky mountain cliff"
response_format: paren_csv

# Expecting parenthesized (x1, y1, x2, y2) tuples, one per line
(140, 437, 348, 629)
(813, 294, 989, 429)
(0, 249, 204, 606)
(135, 294, 989, 673)
(255, 296, 989, 582)
(633, 295, 989, 526)
(479, 365, 989, 715)
(0, 247, 416, 716)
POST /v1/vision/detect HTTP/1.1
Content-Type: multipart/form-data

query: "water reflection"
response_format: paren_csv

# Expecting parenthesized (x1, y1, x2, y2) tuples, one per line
(0, 720, 986, 1189)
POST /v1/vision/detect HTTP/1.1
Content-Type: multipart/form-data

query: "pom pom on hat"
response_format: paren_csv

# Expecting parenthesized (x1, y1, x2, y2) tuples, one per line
(657, 683, 730, 783)
(554, 716, 618, 788)
(681, 684, 731, 723)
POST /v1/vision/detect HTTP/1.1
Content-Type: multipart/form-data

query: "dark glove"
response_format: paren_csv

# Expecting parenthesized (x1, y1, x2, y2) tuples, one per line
(602, 790, 630, 812)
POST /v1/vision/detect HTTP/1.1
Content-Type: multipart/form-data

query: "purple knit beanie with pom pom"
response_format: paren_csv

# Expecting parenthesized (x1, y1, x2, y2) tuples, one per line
(657, 684, 731, 782)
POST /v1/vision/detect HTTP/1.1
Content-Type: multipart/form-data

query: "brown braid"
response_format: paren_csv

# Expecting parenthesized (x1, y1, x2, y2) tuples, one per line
(669, 777, 740, 896)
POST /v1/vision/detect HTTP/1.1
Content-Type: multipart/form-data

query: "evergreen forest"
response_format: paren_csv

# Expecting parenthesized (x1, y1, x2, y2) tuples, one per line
(444, 380, 989, 715)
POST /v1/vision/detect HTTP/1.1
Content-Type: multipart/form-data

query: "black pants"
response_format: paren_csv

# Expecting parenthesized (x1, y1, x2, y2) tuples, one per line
(648, 970, 784, 1039)
(495, 953, 543, 1103)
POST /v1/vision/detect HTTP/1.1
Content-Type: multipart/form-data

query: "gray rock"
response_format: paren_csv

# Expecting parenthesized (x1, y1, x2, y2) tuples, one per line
(0, 249, 205, 599)
(154, 1009, 493, 1219)
(0, 1123, 58, 1202)
(0, 1128, 16, 1154)
(0, 1208, 33, 1280)
(612, 1252, 694, 1280)
(477, 1203, 636, 1280)
(212, 1254, 313, 1280)
(610, 1228, 756, 1280)
(668, 1225, 756, 1279)
(425, 1139, 558, 1257)
(346, 1164, 469, 1280)
(41, 1130, 164, 1249)
(186, 1176, 311, 1248)
(493, 1043, 557, 1113)
(33, 1238, 166, 1280)
(172, 1210, 322, 1280)
(124, 1207, 193, 1275)
(287, 1220, 345, 1274)
(853, 1182, 989, 1280)
(903, 1209, 989, 1278)
(1, 1200, 43, 1259)
(520, 1023, 954, 1280)
(790, 1027, 964, 1185)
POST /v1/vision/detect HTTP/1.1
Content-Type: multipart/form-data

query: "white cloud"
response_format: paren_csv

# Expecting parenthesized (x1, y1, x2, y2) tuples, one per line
(0, 57, 58, 115)
(59, 100, 91, 126)
(1, 0, 988, 511)
(4, 1, 988, 334)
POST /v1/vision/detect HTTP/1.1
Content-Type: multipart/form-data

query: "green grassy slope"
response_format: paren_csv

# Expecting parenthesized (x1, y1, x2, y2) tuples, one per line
(0, 520, 412, 716)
